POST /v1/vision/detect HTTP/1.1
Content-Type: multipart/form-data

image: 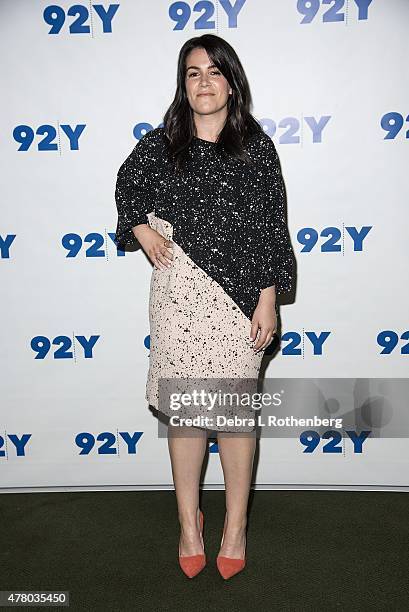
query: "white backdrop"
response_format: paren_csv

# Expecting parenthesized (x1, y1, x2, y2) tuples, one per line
(1, 0, 408, 492)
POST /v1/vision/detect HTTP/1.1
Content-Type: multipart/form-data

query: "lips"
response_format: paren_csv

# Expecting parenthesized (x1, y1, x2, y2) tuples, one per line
(198, 93, 214, 96)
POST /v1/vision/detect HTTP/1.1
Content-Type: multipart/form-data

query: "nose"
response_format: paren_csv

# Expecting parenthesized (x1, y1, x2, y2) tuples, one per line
(199, 73, 210, 87)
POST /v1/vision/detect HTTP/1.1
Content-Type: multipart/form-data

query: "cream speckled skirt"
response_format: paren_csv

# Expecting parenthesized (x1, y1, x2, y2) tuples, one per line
(145, 212, 265, 432)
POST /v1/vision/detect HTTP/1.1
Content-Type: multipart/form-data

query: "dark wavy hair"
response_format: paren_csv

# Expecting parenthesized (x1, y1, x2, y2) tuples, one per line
(162, 34, 263, 172)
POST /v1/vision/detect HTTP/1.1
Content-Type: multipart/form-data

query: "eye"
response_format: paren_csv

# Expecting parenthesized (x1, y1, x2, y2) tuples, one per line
(186, 70, 221, 78)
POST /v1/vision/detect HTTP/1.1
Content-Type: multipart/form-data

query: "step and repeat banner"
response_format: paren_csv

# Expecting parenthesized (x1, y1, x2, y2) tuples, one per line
(1, 0, 408, 491)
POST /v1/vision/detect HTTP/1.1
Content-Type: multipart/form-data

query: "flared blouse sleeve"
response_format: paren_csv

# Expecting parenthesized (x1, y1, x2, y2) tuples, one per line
(257, 134, 295, 294)
(114, 130, 159, 250)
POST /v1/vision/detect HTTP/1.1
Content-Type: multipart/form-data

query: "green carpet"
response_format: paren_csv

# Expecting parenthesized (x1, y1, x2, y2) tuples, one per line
(1, 490, 408, 611)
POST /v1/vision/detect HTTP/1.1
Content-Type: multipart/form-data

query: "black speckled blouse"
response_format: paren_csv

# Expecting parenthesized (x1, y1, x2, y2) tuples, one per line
(114, 126, 294, 322)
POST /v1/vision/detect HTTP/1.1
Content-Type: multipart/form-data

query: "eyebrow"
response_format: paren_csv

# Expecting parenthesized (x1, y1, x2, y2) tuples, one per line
(186, 64, 218, 71)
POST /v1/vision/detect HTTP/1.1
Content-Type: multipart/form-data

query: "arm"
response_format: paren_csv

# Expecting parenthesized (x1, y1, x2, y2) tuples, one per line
(258, 134, 294, 295)
(114, 131, 157, 250)
(250, 135, 295, 351)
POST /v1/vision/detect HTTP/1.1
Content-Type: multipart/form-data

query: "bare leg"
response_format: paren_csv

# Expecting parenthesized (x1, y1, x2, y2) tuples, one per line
(217, 430, 256, 557)
(168, 424, 208, 556)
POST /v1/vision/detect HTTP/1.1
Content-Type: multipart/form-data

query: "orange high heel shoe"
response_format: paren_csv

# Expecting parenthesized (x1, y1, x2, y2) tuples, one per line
(216, 516, 246, 580)
(178, 509, 206, 578)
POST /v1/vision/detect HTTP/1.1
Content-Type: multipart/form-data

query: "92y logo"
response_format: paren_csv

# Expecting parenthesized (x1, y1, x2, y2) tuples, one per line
(31, 335, 100, 360)
(44, 3, 119, 34)
(13, 124, 85, 152)
(297, 225, 372, 253)
(169, 0, 246, 30)
(297, 0, 373, 24)
(261, 115, 331, 144)
(300, 429, 371, 452)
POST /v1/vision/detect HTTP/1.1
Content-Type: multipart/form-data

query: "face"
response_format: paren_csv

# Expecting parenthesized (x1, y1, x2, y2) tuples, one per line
(184, 47, 232, 117)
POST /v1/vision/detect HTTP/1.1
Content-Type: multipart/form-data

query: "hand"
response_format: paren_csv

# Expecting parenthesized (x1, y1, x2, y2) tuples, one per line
(250, 288, 277, 352)
(132, 224, 173, 270)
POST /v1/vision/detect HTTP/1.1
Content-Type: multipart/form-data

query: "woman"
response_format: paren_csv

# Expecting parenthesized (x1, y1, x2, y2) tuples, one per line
(114, 34, 295, 580)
